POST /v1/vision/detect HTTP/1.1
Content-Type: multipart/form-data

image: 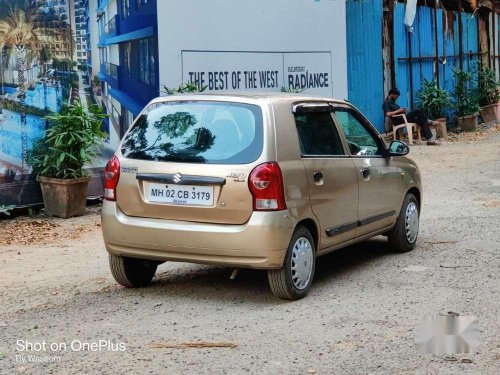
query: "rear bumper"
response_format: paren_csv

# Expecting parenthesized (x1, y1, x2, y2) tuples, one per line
(101, 201, 294, 269)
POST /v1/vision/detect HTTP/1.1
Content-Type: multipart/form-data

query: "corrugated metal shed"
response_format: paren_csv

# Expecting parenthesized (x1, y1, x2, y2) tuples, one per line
(347, 2, 481, 120)
(346, 0, 385, 132)
(393, 3, 479, 110)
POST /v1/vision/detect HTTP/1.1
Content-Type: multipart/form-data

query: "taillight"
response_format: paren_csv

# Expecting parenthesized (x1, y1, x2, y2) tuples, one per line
(104, 155, 120, 201)
(248, 162, 287, 211)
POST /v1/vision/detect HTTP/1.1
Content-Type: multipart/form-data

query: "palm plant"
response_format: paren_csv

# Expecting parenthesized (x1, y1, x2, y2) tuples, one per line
(0, 1, 38, 173)
(476, 62, 500, 107)
(452, 69, 480, 118)
(416, 79, 452, 120)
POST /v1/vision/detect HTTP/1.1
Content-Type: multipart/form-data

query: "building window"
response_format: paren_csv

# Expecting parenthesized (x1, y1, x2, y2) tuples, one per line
(122, 0, 130, 18)
(123, 42, 131, 77)
(138, 37, 156, 86)
(99, 47, 107, 65)
(136, 0, 148, 7)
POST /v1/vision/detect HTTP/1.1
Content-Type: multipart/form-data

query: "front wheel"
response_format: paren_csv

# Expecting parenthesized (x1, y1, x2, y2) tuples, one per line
(109, 254, 159, 288)
(387, 193, 420, 253)
(268, 226, 316, 300)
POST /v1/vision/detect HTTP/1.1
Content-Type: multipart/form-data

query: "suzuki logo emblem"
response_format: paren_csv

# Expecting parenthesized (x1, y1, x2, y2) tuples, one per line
(173, 173, 182, 183)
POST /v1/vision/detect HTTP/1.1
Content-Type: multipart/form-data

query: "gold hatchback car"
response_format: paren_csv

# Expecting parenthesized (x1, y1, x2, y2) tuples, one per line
(102, 93, 422, 300)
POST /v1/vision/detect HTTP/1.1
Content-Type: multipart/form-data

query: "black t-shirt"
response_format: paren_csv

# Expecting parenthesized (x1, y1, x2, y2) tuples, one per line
(382, 98, 400, 114)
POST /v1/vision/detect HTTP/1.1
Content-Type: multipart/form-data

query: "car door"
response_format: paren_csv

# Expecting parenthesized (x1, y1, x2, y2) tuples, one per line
(293, 103, 359, 249)
(332, 105, 402, 237)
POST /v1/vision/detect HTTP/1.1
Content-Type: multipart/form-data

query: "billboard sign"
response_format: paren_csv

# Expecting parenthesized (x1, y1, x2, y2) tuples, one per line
(182, 51, 333, 97)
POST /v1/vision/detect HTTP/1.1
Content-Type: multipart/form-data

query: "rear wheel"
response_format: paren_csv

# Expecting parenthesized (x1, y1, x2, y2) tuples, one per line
(268, 226, 316, 300)
(387, 193, 419, 253)
(109, 254, 159, 288)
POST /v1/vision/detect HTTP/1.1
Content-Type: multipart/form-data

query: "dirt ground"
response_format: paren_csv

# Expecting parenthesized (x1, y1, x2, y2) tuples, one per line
(0, 129, 499, 375)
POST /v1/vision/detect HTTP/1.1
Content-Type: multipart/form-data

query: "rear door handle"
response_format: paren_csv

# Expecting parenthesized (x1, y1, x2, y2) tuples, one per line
(313, 171, 324, 184)
(361, 168, 370, 180)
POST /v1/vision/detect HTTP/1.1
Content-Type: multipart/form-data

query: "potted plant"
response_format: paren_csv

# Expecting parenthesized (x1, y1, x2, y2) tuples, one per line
(31, 100, 107, 218)
(453, 69, 480, 132)
(477, 62, 500, 123)
(416, 79, 451, 138)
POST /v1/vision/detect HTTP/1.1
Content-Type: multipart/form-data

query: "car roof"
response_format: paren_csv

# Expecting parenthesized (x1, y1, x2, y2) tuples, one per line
(148, 92, 350, 105)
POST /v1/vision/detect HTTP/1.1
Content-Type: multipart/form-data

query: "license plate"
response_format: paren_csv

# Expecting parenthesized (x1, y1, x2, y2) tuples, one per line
(147, 183, 214, 206)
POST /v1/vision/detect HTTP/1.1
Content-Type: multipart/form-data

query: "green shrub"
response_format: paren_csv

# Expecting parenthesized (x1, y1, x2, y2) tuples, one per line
(416, 80, 452, 120)
(30, 100, 108, 179)
(281, 86, 304, 93)
(453, 69, 480, 117)
(162, 82, 207, 95)
(0, 98, 50, 117)
(477, 62, 500, 106)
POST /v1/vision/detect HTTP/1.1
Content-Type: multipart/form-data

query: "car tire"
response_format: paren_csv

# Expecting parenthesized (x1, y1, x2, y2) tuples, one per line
(268, 226, 316, 300)
(387, 193, 419, 253)
(109, 254, 158, 288)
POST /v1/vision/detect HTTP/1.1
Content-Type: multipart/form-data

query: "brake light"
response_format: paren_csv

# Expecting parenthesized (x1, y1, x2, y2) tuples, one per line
(248, 162, 286, 211)
(104, 156, 120, 201)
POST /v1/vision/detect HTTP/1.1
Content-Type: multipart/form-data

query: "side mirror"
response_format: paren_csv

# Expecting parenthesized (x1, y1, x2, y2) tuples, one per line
(387, 140, 410, 156)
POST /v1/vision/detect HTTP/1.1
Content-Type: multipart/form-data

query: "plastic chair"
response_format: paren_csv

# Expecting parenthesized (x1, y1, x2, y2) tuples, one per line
(389, 114, 421, 145)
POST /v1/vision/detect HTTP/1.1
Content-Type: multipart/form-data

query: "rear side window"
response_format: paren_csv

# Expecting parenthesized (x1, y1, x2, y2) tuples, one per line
(294, 111, 345, 156)
(121, 101, 263, 164)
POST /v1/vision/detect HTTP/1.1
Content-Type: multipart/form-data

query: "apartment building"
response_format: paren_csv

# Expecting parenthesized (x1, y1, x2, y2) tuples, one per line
(74, 0, 88, 67)
(86, 0, 100, 77)
(97, 0, 159, 148)
(30, 0, 75, 61)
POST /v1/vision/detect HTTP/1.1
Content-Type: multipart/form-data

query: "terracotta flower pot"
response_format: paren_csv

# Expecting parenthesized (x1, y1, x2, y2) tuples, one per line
(457, 114, 478, 132)
(435, 117, 447, 139)
(479, 103, 498, 123)
(37, 176, 91, 218)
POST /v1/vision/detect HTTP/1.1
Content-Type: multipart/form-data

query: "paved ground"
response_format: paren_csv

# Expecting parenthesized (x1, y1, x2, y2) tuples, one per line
(0, 132, 499, 374)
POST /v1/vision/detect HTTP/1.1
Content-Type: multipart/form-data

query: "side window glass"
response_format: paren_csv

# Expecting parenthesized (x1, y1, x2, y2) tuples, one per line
(294, 111, 345, 156)
(334, 109, 382, 156)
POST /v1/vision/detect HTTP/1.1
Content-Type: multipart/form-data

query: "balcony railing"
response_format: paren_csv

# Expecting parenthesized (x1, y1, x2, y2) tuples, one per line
(105, 62, 119, 80)
(104, 15, 119, 38)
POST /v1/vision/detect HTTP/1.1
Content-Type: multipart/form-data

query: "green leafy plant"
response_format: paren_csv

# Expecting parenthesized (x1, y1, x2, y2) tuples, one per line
(280, 86, 304, 93)
(453, 69, 480, 118)
(416, 79, 452, 120)
(476, 62, 500, 107)
(30, 100, 108, 179)
(0, 98, 50, 117)
(93, 75, 100, 88)
(162, 82, 207, 95)
(0, 205, 15, 216)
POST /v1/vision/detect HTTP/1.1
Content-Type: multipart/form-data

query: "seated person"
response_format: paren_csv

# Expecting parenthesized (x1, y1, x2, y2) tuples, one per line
(383, 88, 440, 146)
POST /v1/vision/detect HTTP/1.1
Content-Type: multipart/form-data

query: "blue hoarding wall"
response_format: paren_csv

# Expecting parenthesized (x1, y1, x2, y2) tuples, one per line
(346, 0, 385, 132)
(393, 4, 479, 111)
(347, 3, 481, 131)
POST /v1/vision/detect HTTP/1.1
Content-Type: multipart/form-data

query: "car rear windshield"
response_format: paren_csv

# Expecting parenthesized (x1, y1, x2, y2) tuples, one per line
(120, 101, 263, 164)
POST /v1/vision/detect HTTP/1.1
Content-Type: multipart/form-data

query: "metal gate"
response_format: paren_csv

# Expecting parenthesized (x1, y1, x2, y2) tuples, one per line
(346, 0, 385, 132)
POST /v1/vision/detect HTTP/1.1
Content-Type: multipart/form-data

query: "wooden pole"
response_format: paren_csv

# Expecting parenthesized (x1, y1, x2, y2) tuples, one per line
(408, 31, 414, 109)
(433, 4, 440, 86)
(458, 0, 464, 70)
